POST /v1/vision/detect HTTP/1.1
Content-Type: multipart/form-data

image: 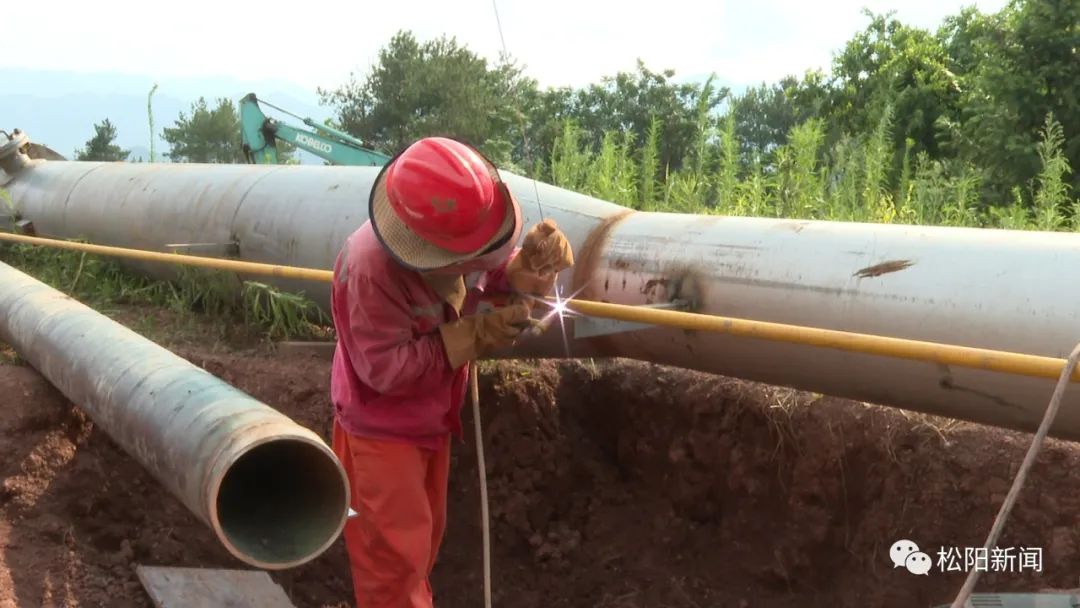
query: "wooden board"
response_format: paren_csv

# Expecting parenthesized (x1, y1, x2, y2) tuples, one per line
(136, 565, 295, 608)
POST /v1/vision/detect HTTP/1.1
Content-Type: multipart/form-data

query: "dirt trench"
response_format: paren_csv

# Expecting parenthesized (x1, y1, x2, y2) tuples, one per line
(1, 342, 1080, 608)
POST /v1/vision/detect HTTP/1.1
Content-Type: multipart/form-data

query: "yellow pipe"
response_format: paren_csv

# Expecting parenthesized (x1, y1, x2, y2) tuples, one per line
(3, 231, 1078, 382)
(0, 232, 335, 283)
(558, 298, 1080, 382)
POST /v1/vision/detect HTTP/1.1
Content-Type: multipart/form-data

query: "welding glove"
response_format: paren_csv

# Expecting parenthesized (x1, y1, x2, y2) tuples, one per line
(507, 219, 575, 297)
(439, 302, 532, 369)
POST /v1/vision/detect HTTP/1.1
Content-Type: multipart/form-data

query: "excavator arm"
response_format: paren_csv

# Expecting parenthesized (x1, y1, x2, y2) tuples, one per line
(239, 93, 391, 166)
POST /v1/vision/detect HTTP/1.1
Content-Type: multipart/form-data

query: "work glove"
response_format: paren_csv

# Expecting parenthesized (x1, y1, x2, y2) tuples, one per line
(507, 219, 575, 297)
(439, 302, 532, 369)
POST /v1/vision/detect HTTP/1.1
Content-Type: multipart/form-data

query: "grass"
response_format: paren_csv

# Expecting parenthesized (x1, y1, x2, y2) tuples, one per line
(242, 281, 330, 340)
(0, 187, 14, 219)
(0, 343, 20, 365)
(0, 242, 329, 343)
(0, 241, 171, 307)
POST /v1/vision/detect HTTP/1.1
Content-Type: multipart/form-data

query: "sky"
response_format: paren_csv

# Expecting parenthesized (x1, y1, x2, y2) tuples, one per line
(6, 0, 1010, 93)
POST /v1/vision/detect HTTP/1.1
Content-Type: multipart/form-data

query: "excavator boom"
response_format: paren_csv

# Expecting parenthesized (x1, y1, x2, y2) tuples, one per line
(239, 93, 390, 166)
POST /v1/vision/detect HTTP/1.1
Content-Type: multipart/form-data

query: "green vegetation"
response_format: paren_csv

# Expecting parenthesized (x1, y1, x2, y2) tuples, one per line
(242, 281, 329, 340)
(73, 0, 1072, 225)
(320, 0, 1077, 225)
(317, 31, 531, 164)
(0, 187, 13, 218)
(0, 243, 328, 341)
(544, 103, 1074, 231)
(162, 97, 249, 164)
(75, 119, 130, 162)
(148, 83, 159, 162)
(161, 96, 296, 164)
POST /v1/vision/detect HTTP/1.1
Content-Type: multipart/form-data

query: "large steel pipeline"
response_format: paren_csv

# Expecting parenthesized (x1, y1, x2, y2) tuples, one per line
(7, 144, 1080, 441)
(0, 260, 350, 570)
(7, 231, 1080, 386)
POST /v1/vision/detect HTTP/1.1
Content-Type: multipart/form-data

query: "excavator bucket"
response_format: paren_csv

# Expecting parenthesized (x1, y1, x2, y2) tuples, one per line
(25, 142, 65, 161)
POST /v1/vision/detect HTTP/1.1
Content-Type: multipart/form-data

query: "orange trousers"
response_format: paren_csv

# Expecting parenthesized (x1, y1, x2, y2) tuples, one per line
(332, 420, 451, 608)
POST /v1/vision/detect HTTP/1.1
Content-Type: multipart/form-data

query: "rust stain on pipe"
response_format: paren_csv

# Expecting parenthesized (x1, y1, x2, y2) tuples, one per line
(568, 210, 636, 355)
(571, 209, 636, 299)
(854, 259, 915, 279)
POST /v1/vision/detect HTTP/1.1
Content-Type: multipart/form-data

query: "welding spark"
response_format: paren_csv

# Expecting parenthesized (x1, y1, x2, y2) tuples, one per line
(546, 283, 587, 358)
(551, 299, 568, 316)
(522, 283, 588, 358)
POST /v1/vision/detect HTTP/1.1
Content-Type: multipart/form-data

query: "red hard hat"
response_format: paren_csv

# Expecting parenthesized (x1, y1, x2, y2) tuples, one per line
(383, 137, 508, 254)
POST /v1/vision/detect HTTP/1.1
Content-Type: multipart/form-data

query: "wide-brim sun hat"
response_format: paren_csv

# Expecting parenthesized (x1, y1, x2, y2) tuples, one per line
(370, 137, 522, 273)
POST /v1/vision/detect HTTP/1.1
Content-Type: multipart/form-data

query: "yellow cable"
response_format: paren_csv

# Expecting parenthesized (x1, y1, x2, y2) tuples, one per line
(559, 298, 1080, 382)
(0, 232, 335, 283)
(4, 230, 1078, 383)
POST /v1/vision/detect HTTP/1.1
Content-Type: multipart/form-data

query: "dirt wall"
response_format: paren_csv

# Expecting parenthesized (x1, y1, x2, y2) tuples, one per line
(1, 347, 1079, 608)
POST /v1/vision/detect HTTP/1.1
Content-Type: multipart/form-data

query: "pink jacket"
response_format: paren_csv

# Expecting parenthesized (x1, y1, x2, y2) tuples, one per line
(329, 221, 516, 450)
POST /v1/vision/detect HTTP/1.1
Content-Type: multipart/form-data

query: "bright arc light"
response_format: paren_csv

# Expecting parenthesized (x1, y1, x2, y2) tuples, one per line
(540, 283, 589, 359)
(543, 283, 586, 322)
(551, 298, 568, 316)
(534, 292, 571, 325)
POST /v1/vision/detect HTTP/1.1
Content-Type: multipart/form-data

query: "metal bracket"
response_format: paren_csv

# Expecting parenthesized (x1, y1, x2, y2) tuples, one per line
(164, 241, 241, 256)
(573, 299, 690, 339)
(0, 130, 30, 176)
(0, 130, 27, 161)
(15, 219, 35, 236)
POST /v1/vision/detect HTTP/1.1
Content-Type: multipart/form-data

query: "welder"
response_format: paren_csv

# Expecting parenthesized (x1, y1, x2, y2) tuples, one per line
(329, 136, 573, 607)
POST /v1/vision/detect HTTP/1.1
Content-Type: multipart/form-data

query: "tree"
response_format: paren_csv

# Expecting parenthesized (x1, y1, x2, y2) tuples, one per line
(320, 32, 726, 178)
(827, 11, 962, 181)
(535, 61, 728, 175)
(319, 30, 531, 165)
(732, 70, 831, 169)
(942, 0, 1080, 203)
(163, 97, 246, 163)
(276, 139, 299, 164)
(75, 119, 130, 161)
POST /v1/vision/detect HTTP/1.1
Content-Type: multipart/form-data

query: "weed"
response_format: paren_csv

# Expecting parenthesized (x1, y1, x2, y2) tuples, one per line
(242, 281, 328, 340)
(167, 265, 241, 318)
(148, 83, 159, 162)
(544, 104, 1075, 231)
(0, 187, 14, 222)
(639, 116, 662, 209)
(0, 343, 21, 365)
(1034, 113, 1072, 231)
(0, 243, 327, 342)
(0, 242, 169, 308)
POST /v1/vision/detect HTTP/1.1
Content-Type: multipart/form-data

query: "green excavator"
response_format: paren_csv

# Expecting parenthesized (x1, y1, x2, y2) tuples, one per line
(239, 93, 391, 166)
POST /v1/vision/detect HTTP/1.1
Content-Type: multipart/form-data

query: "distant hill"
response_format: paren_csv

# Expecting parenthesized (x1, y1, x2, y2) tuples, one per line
(0, 68, 335, 165)
(127, 146, 152, 163)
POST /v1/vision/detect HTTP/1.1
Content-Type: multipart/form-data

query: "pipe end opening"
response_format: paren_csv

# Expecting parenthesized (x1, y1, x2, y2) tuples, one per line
(216, 438, 347, 569)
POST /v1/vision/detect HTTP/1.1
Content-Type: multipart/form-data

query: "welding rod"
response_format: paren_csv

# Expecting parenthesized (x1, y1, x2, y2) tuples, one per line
(3, 231, 1079, 383)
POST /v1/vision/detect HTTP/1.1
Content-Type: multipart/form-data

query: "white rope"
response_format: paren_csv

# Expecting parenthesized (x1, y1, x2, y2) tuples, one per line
(470, 364, 493, 608)
(949, 339, 1080, 607)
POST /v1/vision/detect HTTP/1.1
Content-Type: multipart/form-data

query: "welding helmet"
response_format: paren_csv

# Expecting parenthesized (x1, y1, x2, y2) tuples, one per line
(369, 137, 522, 273)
